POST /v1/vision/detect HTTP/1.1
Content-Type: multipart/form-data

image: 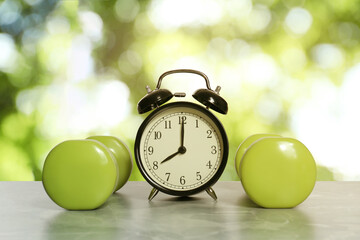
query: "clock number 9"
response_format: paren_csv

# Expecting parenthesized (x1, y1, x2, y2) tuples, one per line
(147, 146, 154, 155)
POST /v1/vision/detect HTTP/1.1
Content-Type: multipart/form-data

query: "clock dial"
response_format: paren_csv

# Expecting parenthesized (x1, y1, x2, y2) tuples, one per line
(136, 102, 226, 194)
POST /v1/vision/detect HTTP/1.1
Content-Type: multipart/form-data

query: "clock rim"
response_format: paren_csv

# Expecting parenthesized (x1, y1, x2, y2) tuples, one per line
(134, 101, 229, 197)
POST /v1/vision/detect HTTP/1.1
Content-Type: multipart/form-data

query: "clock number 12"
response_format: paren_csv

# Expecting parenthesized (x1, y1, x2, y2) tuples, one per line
(179, 116, 187, 124)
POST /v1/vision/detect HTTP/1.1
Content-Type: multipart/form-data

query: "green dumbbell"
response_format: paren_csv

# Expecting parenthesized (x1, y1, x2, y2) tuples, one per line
(87, 136, 132, 192)
(42, 136, 132, 210)
(235, 134, 316, 208)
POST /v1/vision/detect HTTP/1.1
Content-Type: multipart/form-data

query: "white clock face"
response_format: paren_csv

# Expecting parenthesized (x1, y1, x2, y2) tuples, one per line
(138, 103, 225, 192)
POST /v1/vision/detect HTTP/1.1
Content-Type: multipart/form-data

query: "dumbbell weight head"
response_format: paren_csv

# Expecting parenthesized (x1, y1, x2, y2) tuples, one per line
(42, 140, 118, 210)
(87, 136, 133, 192)
(239, 136, 317, 208)
(235, 134, 281, 179)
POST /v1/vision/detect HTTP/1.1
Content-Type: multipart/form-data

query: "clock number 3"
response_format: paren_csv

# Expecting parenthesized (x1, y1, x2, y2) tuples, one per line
(211, 145, 217, 154)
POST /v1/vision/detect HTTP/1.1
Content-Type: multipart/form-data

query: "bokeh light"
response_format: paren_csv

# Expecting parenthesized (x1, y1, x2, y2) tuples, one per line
(311, 44, 344, 69)
(285, 7, 313, 35)
(148, 0, 222, 30)
(1, 0, 360, 181)
(0, 33, 17, 72)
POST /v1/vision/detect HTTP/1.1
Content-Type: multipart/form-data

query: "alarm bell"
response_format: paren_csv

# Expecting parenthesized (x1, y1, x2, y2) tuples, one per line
(137, 87, 173, 114)
(192, 87, 228, 114)
(137, 69, 228, 115)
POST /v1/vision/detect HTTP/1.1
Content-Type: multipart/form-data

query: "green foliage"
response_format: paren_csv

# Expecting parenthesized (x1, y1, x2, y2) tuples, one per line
(2, 0, 358, 181)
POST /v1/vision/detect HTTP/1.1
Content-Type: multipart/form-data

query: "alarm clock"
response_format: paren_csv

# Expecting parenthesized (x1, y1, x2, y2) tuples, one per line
(134, 69, 229, 200)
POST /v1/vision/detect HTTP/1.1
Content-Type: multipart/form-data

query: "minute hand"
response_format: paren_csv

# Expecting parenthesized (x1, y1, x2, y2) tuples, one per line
(180, 118, 185, 147)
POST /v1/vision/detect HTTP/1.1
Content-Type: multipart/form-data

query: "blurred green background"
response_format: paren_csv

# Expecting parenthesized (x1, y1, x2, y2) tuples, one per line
(1, 0, 360, 181)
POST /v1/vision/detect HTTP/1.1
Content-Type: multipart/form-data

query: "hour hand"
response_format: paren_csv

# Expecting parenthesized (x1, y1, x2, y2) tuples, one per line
(160, 146, 186, 164)
(160, 150, 180, 164)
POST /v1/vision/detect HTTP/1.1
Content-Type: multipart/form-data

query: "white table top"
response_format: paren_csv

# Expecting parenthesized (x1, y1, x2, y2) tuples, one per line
(1, 181, 359, 240)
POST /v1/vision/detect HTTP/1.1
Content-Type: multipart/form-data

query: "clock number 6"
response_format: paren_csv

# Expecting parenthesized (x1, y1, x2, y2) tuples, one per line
(180, 176, 186, 185)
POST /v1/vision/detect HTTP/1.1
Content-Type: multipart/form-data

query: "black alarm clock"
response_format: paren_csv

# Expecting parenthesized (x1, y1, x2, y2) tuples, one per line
(134, 69, 229, 200)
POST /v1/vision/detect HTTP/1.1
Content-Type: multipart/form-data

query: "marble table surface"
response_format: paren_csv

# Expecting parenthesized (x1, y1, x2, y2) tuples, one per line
(0, 181, 359, 240)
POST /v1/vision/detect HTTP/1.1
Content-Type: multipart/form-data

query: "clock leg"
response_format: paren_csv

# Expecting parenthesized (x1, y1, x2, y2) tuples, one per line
(205, 187, 217, 201)
(148, 188, 159, 201)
